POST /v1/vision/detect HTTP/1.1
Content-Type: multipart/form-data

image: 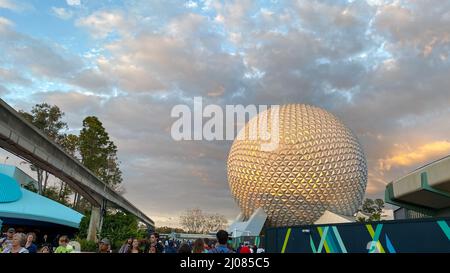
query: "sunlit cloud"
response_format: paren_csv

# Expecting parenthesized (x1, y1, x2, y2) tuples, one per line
(379, 141, 450, 171)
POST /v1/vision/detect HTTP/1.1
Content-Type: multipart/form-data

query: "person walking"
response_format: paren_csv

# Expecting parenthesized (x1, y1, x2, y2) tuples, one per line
(239, 242, 251, 253)
(129, 238, 141, 253)
(148, 232, 164, 253)
(118, 238, 133, 253)
(192, 238, 208, 253)
(208, 230, 234, 253)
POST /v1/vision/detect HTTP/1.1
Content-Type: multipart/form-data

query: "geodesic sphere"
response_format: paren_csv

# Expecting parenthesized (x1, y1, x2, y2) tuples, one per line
(227, 104, 367, 226)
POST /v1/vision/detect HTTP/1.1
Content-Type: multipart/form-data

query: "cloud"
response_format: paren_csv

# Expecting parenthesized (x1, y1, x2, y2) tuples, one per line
(0, 19, 85, 87)
(52, 7, 73, 20)
(0, 16, 13, 29)
(69, 68, 111, 93)
(66, 0, 81, 6)
(379, 141, 450, 171)
(92, 13, 246, 96)
(0, 0, 18, 11)
(0, 67, 32, 85)
(375, 1, 450, 58)
(30, 91, 103, 115)
(0, 84, 8, 96)
(0, 0, 32, 12)
(76, 11, 132, 39)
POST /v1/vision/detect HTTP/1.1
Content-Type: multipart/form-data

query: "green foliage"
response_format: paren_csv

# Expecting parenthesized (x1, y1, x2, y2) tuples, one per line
(358, 198, 385, 222)
(19, 103, 68, 143)
(77, 210, 145, 251)
(156, 226, 186, 234)
(79, 116, 122, 190)
(23, 181, 38, 193)
(101, 211, 144, 250)
(19, 103, 69, 197)
(77, 214, 90, 239)
(77, 238, 98, 252)
(20, 104, 130, 245)
(42, 185, 71, 207)
(60, 134, 79, 158)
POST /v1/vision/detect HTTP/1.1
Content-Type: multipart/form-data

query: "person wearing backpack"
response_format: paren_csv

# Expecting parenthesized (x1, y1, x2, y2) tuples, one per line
(208, 230, 234, 253)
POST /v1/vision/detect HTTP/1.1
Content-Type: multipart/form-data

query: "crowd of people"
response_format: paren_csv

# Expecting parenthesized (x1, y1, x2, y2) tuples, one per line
(116, 230, 264, 254)
(0, 228, 265, 254)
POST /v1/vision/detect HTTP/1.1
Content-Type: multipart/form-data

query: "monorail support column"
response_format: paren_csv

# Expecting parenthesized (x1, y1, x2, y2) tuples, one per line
(87, 199, 107, 241)
(87, 206, 101, 242)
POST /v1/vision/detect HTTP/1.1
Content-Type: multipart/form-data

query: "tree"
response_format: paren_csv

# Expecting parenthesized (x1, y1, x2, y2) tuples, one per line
(180, 208, 205, 234)
(60, 134, 79, 157)
(179, 208, 228, 234)
(77, 210, 146, 250)
(203, 213, 228, 233)
(59, 134, 81, 208)
(357, 198, 385, 222)
(78, 116, 123, 190)
(19, 103, 68, 195)
(20, 103, 67, 143)
(155, 226, 186, 234)
(23, 181, 38, 193)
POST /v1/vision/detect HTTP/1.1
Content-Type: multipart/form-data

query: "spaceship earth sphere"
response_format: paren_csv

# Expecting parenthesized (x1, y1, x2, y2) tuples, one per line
(227, 104, 367, 226)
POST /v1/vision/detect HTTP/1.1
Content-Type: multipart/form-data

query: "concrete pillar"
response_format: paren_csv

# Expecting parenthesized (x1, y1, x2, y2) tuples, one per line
(87, 206, 101, 241)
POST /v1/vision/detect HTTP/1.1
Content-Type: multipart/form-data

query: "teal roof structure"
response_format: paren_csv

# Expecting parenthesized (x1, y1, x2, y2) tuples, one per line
(0, 170, 83, 228)
(0, 173, 22, 202)
(0, 164, 37, 188)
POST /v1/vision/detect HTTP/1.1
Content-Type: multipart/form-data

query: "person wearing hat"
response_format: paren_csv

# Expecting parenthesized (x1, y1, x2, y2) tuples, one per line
(98, 238, 110, 253)
(0, 227, 15, 252)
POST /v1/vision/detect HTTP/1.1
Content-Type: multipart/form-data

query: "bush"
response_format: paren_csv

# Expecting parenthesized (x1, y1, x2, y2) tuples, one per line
(76, 210, 147, 251)
(78, 238, 98, 252)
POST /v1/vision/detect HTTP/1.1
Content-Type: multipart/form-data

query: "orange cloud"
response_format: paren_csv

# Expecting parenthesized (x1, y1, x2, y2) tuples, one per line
(379, 140, 450, 171)
(207, 85, 225, 97)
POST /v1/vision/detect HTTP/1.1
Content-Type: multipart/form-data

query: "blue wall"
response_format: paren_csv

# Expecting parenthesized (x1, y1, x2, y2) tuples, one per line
(265, 217, 450, 253)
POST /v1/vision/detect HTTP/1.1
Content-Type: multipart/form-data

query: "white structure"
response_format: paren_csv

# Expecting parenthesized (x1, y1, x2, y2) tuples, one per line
(228, 207, 267, 238)
(314, 210, 354, 225)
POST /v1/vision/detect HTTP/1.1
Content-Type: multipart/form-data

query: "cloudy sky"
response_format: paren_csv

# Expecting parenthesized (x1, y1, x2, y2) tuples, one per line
(1, 0, 450, 227)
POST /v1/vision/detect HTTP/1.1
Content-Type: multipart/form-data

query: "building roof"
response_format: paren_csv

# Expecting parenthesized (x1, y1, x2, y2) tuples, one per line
(0, 171, 83, 228)
(385, 155, 450, 216)
(0, 164, 38, 189)
(314, 210, 355, 225)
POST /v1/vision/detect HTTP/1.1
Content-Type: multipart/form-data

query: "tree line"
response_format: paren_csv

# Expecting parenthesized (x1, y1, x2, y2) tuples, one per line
(19, 103, 122, 213)
(179, 208, 228, 234)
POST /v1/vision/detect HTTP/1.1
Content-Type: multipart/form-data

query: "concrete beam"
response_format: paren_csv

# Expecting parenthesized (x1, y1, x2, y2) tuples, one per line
(0, 99, 154, 228)
(385, 155, 450, 213)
